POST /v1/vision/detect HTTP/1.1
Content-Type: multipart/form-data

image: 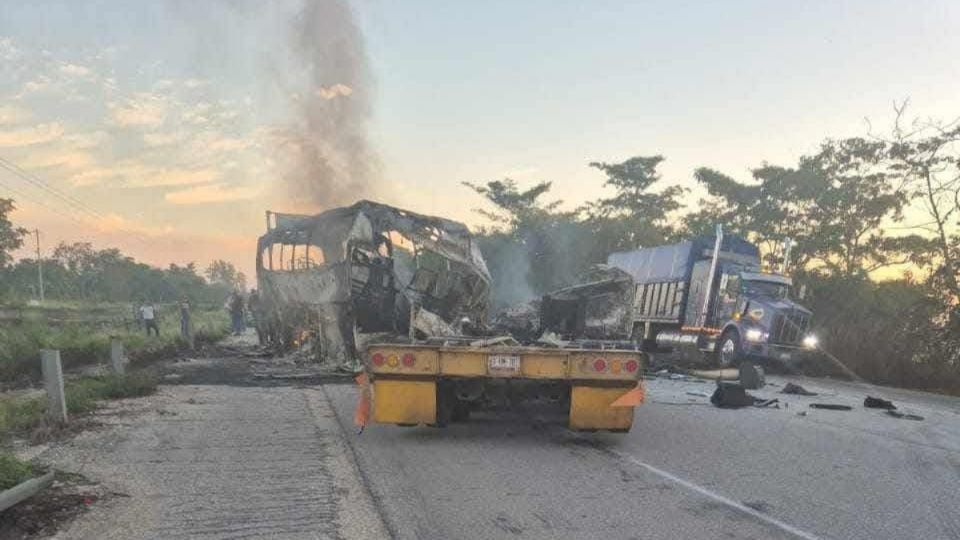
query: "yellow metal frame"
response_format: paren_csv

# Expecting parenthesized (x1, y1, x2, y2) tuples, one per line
(367, 345, 644, 383)
(569, 385, 635, 431)
(373, 380, 437, 425)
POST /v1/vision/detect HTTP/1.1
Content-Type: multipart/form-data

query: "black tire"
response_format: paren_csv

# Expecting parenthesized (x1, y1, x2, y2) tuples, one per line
(716, 330, 742, 368)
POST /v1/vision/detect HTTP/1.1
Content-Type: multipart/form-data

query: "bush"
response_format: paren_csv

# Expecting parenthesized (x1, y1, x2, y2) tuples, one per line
(65, 373, 159, 414)
(0, 453, 33, 491)
(0, 396, 45, 434)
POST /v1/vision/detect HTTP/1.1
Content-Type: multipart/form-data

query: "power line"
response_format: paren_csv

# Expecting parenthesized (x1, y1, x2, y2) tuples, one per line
(0, 154, 158, 251)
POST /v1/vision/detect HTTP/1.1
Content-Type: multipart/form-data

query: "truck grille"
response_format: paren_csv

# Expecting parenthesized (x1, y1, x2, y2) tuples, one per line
(770, 310, 809, 345)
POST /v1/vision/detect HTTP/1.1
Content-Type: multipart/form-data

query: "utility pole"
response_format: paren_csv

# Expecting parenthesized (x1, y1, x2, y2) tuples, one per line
(35, 228, 44, 303)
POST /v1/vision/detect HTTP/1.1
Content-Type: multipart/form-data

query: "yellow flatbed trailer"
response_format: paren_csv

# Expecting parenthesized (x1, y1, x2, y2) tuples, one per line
(365, 344, 646, 432)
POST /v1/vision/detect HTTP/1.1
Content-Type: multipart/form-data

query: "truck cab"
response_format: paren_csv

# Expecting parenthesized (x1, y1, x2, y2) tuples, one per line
(714, 270, 813, 367)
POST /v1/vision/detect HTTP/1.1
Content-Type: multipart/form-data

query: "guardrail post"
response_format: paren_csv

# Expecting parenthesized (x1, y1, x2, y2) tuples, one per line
(41, 349, 68, 424)
(110, 338, 126, 375)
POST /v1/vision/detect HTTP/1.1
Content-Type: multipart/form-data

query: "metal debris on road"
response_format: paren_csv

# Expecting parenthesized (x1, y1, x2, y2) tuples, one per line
(781, 382, 817, 396)
(864, 396, 896, 410)
(809, 403, 853, 411)
(886, 410, 924, 421)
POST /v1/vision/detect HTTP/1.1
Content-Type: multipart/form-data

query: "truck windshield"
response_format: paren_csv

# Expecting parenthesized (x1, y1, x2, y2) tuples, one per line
(742, 279, 790, 300)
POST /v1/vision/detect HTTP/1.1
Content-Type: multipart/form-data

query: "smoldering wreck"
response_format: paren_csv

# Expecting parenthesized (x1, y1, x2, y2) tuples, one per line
(256, 200, 491, 369)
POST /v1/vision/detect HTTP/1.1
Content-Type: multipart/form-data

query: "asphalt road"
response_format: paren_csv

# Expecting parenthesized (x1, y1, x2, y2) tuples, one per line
(31, 345, 960, 540)
(325, 375, 960, 540)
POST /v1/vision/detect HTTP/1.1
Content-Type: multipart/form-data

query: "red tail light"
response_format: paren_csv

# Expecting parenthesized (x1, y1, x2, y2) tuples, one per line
(625, 359, 639, 373)
(372, 353, 385, 366)
(401, 353, 416, 367)
(593, 358, 607, 372)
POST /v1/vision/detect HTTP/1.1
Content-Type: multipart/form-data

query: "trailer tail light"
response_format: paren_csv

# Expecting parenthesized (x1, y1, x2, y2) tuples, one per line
(593, 358, 607, 372)
(625, 359, 639, 373)
(610, 360, 622, 374)
(387, 355, 399, 367)
(372, 353, 385, 367)
(401, 353, 416, 367)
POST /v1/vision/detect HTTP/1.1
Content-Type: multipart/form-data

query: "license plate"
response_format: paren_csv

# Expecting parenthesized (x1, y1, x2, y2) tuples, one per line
(488, 354, 520, 373)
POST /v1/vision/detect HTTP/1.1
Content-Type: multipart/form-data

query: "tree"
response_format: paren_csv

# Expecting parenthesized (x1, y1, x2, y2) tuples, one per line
(0, 198, 27, 268)
(583, 155, 686, 251)
(884, 102, 960, 304)
(464, 179, 579, 304)
(684, 139, 916, 277)
(205, 259, 245, 290)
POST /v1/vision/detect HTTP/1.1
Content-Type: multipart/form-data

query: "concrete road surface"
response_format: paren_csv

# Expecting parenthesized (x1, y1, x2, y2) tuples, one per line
(34, 353, 960, 540)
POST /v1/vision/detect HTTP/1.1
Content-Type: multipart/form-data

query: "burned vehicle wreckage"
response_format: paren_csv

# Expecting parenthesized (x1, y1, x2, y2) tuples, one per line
(256, 200, 491, 369)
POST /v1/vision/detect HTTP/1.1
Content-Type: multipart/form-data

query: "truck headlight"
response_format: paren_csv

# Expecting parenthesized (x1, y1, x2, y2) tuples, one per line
(802, 334, 818, 349)
(745, 328, 765, 342)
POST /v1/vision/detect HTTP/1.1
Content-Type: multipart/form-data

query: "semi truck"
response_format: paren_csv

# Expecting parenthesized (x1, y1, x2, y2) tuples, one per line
(536, 226, 815, 367)
(609, 226, 815, 366)
(257, 200, 645, 432)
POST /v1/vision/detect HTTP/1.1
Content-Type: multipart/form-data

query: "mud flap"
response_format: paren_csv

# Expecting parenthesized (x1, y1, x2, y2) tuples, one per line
(372, 380, 437, 425)
(569, 385, 636, 432)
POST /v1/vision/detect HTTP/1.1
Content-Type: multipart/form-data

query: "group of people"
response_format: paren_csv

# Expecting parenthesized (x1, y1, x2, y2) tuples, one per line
(136, 298, 193, 343)
(135, 290, 264, 343)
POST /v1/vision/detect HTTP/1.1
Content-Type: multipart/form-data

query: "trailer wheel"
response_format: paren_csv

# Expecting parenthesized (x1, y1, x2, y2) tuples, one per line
(716, 330, 741, 368)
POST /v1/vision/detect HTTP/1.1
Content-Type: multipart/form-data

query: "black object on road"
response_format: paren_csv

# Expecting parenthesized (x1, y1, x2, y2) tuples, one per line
(864, 396, 896, 410)
(886, 410, 924, 421)
(739, 363, 765, 390)
(810, 403, 853, 411)
(782, 382, 817, 396)
(710, 382, 756, 408)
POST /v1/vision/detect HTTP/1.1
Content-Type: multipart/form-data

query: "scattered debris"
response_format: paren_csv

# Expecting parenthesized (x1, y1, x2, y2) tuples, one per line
(886, 410, 924, 421)
(797, 411, 807, 416)
(669, 373, 688, 380)
(536, 265, 637, 341)
(738, 363, 765, 390)
(864, 396, 896, 410)
(470, 336, 519, 348)
(781, 382, 817, 396)
(686, 391, 710, 398)
(809, 403, 853, 411)
(710, 382, 757, 408)
(755, 398, 780, 408)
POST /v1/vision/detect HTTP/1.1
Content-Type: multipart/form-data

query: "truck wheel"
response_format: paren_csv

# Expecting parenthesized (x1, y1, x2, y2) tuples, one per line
(716, 330, 741, 368)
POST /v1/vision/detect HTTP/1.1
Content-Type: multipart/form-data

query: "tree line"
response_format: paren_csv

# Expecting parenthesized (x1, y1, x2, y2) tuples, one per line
(0, 214, 246, 306)
(467, 106, 960, 392)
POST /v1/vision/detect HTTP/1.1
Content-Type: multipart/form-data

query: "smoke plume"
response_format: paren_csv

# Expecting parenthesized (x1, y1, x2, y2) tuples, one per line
(276, 0, 378, 209)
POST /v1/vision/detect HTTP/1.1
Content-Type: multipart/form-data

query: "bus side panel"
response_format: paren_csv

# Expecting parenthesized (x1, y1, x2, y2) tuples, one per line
(373, 380, 437, 425)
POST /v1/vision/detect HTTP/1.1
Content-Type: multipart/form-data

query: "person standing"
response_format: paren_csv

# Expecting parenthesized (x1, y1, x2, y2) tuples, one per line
(140, 302, 159, 337)
(229, 290, 245, 335)
(247, 289, 264, 345)
(179, 297, 193, 348)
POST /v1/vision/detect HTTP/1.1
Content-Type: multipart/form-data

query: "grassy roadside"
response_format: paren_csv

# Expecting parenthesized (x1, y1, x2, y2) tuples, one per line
(0, 452, 33, 491)
(0, 372, 160, 441)
(0, 306, 229, 386)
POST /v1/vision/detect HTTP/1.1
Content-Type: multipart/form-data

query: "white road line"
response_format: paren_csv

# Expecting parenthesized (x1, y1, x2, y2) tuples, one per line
(612, 449, 824, 540)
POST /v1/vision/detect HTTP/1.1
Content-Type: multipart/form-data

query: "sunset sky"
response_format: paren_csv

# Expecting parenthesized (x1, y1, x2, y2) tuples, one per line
(2, 0, 960, 280)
